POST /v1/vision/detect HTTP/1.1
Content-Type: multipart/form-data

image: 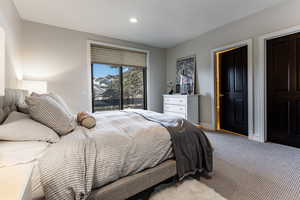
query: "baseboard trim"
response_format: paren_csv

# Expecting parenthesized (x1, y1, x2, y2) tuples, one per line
(197, 123, 215, 132)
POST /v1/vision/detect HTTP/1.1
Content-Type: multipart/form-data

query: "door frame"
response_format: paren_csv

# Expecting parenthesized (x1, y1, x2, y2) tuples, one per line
(210, 39, 254, 139)
(258, 25, 300, 142)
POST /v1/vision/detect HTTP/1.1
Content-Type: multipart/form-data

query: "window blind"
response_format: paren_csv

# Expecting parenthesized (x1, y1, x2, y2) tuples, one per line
(91, 45, 147, 67)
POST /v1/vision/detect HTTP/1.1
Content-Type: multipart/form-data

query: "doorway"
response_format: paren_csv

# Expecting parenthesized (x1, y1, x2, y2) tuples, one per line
(217, 46, 248, 136)
(267, 32, 300, 148)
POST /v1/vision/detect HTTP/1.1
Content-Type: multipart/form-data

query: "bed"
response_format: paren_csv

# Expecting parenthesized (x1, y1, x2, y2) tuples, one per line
(0, 89, 212, 200)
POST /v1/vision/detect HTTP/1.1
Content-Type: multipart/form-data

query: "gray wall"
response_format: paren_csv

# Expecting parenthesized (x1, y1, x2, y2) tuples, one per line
(22, 21, 166, 113)
(166, 0, 300, 129)
(0, 0, 22, 88)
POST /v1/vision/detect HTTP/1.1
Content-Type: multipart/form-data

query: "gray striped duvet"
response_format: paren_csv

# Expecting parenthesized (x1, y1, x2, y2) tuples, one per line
(38, 111, 173, 200)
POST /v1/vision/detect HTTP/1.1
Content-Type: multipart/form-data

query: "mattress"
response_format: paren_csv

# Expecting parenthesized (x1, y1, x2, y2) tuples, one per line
(0, 141, 48, 200)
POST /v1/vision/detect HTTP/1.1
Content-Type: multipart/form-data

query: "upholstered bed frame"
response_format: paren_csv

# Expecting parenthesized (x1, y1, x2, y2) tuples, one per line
(0, 88, 177, 200)
(0, 88, 28, 124)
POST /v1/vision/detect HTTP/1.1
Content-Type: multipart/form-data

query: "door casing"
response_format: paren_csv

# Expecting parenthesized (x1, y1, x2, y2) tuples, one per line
(266, 32, 300, 148)
(210, 39, 254, 140)
(258, 25, 300, 143)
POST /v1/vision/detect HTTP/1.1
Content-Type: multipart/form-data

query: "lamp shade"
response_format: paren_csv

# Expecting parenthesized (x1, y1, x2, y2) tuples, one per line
(21, 80, 47, 94)
(0, 27, 5, 96)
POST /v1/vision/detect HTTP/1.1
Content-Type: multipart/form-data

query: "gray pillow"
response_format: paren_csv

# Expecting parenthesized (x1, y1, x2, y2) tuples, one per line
(0, 118, 60, 143)
(31, 92, 73, 114)
(25, 95, 77, 136)
(3, 111, 30, 124)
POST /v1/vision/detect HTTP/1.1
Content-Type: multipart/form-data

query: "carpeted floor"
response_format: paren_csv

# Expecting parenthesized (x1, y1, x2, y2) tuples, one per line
(150, 178, 226, 200)
(201, 131, 300, 200)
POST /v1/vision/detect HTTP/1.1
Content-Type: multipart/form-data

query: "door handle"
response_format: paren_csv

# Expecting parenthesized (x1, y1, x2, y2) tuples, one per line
(220, 94, 224, 97)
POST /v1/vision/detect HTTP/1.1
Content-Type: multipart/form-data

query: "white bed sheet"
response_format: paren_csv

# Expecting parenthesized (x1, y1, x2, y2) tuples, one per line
(0, 141, 49, 199)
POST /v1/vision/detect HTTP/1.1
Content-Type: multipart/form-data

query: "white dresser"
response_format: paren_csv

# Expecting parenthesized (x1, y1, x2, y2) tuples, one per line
(163, 95, 199, 124)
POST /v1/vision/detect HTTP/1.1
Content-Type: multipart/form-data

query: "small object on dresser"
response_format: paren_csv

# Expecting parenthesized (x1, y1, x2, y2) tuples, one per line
(77, 112, 96, 129)
(187, 83, 192, 95)
(167, 80, 174, 95)
(175, 84, 180, 93)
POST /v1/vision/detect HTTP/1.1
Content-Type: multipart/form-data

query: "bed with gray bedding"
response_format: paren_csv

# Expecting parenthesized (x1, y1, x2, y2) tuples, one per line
(0, 89, 213, 200)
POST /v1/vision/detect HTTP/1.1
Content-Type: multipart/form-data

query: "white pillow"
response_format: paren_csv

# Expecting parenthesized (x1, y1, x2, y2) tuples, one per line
(0, 118, 60, 143)
(3, 111, 30, 124)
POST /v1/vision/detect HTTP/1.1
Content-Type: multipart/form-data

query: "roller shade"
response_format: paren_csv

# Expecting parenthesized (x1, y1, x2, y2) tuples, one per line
(91, 45, 147, 67)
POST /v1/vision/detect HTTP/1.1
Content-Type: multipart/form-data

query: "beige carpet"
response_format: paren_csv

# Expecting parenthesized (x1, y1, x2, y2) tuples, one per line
(201, 132, 300, 200)
(150, 178, 227, 200)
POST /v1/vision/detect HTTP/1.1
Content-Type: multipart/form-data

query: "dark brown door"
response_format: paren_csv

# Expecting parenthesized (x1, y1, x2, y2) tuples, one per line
(267, 33, 300, 148)
(220, 46, 248, 135)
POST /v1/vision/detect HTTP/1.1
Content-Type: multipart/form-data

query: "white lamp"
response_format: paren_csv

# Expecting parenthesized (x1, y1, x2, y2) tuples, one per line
(0, 27, 5, 96)
(21, 80, 48, 94)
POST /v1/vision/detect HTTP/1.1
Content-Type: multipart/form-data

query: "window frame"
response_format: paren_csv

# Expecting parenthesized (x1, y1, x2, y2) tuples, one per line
(91, 63, 147, 112)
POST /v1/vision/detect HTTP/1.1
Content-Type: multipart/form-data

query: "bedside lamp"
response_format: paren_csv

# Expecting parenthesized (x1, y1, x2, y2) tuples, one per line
(21, 80, 48, 94)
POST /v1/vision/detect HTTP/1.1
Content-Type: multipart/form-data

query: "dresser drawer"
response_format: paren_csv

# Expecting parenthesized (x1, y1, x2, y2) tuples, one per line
(164, 104, 186, 114)
(164, 111, 186, 119)
(164, 97, 186, 105)
(163, 95, 199, 124)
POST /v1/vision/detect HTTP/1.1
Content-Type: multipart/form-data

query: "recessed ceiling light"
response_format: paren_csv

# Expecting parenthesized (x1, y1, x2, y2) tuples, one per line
(129, 18, 138, 23)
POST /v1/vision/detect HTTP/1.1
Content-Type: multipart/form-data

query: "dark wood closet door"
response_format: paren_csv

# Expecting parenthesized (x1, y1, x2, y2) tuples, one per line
(220, 46, 248, 135)
(267, 33, 300, 148)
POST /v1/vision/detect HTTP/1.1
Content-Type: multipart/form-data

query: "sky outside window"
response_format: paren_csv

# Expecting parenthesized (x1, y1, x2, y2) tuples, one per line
(93, 64, 129, 78)
(93, 64, 118, 78)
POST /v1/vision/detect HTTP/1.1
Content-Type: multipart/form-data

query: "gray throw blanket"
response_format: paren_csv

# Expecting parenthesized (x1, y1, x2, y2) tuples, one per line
(125, 109, 213, 180)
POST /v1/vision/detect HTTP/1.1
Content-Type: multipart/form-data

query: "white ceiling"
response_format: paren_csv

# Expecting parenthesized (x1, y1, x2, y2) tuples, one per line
(13, 0, 288, 48)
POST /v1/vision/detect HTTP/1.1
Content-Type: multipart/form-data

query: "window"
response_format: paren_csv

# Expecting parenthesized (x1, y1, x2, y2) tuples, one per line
(91, 45, 147, 112)
(92, 64, 146, 112)
(122, 67, 146, 109)
(92, 64, 121, 111)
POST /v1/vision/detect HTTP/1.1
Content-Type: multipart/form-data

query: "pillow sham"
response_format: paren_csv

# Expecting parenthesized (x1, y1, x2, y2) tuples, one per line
(0, 118, 60, 143)
(3, 111, 30, 124)
(31, 92, 72, 115)
(25, 95, 76, 136)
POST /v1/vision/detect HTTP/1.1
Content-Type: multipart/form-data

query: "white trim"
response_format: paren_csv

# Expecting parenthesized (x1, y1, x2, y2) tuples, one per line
(87, 40, 150, 113)
(257, 25, 300, 142)
(210, 39, 254, 140)
(199, 122, 211, 129)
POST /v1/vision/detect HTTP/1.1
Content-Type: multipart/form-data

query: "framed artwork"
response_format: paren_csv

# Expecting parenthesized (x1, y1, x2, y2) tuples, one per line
(176, 55, 196, 94)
